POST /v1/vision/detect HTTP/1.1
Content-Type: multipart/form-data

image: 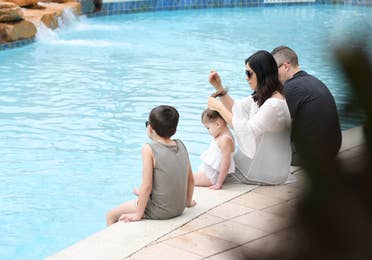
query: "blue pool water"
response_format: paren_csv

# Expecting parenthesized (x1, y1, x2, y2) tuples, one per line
(0, 4, 372, 259)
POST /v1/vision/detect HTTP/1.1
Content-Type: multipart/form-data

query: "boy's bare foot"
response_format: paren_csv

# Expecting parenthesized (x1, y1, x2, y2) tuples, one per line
(186, 200, 196, 208)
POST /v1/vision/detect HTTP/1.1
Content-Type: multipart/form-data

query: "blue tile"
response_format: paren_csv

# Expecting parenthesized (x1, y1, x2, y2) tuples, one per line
(180, 0, 187, 7)
(125, 1, 132, 10)
(154, 0, 163, 9)
(119, 1, 126, 10)
(134, 1, 140, 10)
(116, 2, 122, 10)
(132, 1, 138, 9)
(121, 1, 127, 10)
(129, 1, 136, 10)
(120, 2, 126, 10)
(223, 0, 230, 6)
(167, 0, 175, 8)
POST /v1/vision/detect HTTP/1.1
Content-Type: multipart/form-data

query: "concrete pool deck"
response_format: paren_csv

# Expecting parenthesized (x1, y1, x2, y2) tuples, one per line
(48, 126, 365, 260)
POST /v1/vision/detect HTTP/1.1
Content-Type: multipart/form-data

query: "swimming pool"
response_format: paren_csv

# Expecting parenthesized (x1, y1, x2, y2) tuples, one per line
(0, 4, 371, 259)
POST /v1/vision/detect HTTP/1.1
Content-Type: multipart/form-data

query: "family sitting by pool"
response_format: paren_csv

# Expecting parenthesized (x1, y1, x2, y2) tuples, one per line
(106, 46, 342, 226)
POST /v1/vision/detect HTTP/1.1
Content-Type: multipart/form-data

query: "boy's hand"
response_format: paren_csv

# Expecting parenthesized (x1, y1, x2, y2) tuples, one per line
(119, 213, 142, 222)
(133, 188, 140, 196)
(186, 200, 196, 208)
(209, 184, 222, 190)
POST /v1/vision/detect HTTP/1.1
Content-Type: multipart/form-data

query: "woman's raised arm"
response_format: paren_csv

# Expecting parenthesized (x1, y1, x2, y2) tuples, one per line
(209, 70, 234, 111)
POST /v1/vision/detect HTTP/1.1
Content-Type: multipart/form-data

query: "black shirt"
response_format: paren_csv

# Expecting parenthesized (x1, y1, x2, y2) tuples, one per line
(284, 71, 342, 161)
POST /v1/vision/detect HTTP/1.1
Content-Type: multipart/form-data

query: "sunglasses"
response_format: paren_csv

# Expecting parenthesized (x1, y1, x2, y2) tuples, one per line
(145, 121, 149, 128)
(245, 69, 253, 79)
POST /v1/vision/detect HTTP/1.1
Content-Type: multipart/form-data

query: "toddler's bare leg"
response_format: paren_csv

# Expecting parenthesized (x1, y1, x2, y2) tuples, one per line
(106, 199, 137, 226)
(193, 171, 213, 187)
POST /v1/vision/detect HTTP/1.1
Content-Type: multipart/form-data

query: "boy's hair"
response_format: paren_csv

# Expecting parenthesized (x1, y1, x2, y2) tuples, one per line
(201, 109, 224, 124)
(148, 105, 179, 138)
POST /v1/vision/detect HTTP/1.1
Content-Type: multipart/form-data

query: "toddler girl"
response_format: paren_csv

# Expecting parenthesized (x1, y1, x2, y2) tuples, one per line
(194, 108, 235, 190)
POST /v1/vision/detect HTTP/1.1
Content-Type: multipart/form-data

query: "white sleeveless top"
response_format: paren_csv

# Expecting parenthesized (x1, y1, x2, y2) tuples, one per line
(200, 137, 235, 174)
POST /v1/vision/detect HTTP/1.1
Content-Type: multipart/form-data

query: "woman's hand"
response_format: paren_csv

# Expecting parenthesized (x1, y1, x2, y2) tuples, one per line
(209, 70, 223, 90)
(208, 97, 222, 112)
(119, 213, 142, 222)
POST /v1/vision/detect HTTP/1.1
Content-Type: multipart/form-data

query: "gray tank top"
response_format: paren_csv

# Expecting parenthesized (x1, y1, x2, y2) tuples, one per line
(144, 139, 190, 220)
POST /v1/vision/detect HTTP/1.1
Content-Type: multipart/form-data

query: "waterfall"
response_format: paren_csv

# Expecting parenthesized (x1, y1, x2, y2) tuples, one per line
(58, 8, 80, 29)
(35, 6, 81, 43)
(35, 22, 59, 42)
(34, 7, 113, 47)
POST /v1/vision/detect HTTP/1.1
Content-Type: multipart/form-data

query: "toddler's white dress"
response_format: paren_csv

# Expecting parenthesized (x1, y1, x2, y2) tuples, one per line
(199, 137, 235, 185)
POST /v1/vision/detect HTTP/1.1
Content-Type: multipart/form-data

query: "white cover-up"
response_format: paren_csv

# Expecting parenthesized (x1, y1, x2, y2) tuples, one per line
(232, 96, 291, 184)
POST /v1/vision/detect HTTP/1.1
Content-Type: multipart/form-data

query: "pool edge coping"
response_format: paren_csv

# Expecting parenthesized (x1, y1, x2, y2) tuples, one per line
(46, 125, 365, 260)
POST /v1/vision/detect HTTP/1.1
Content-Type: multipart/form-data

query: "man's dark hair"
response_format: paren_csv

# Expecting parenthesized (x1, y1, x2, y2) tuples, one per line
(245, 50, 283, 107)
(148, 105, 179, 138)
(271, 46, 299, 67)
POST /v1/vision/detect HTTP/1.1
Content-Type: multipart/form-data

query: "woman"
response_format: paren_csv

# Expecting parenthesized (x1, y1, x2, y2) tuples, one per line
(208, 50, 291, 185)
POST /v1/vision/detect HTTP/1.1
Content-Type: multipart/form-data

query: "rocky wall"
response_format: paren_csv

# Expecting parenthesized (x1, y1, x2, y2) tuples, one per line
(0, 0, 82, 44)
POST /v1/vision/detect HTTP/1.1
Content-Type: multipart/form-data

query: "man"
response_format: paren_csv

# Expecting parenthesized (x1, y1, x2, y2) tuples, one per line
(271, 46, 342, 166)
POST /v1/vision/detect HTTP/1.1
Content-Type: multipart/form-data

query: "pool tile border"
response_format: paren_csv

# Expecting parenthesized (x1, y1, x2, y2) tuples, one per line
(0, 0, 371, 50)
(88, 0, 371, 17)
(0, 38, 35, 51)
(89, 0, 315, 17)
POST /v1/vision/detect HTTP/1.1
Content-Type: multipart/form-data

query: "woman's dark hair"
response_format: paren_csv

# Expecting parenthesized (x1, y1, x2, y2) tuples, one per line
(148, 105, 179, 138)
(201, 108, 224, 124)
(245, 50, 283, 107)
